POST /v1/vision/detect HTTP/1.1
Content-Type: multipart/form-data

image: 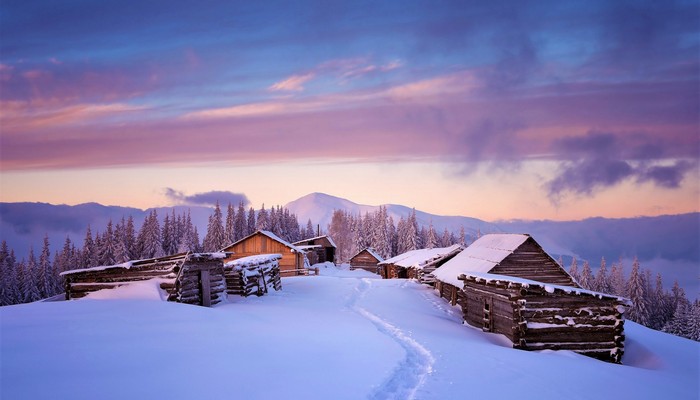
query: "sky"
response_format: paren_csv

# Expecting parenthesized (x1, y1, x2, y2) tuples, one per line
(1, 0, 698, 221)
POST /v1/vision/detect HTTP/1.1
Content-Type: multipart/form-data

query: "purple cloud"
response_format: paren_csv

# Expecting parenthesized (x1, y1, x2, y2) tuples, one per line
(546, 131, 697, 199)
(164, 189, 249, 207)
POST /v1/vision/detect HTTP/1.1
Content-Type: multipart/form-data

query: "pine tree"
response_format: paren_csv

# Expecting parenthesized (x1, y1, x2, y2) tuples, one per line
(426, 220, 437, 249)
(626, 257, 650, 326)
(579, 260, 594, 290)
(38, 235, 55, 298)
(459, 226, 466, 247)
(138, 210, 163, 259)
(246, 207, 256, 236)
(162, 214, 172, 256)
(305, 219, 315, 239)
(649, 273, 673, 330)
(256, 204, 269, 231)
(113, 219, 130, 263)
(23, 248, 41, 303)
(609, 260, 626, 296)
(234, 201, 246, 241)
(81, 225, 95, 269)
(568, 257, 580, 284)
(98, 220, 117, 266)
(124, 216, 137, 259)
(225, 202, 235, 245)
(203, 202, 226, 252)
(594, 257, 612, 294)
(0, 241, 17, 305)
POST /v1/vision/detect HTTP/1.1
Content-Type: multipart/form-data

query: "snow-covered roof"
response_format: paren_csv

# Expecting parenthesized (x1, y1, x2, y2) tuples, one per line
(225, 254, 282, 268)
(293, 235, 337, 248)
(350, 247, 384, 262)
(460, 271, 629, 304)
(223, 230, 305, 253)
(379, 244, 463, 270)
(60, 252, 228, 276)
(432, 234, 529, 286)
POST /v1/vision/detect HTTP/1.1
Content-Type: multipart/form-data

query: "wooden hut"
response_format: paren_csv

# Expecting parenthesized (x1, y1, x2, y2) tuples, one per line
(293, 235, 337, 265)
(224, 254, 282, 297)
(378, 245, 463, 281)
(221, 230, 308, 277)
(431, 233, 627, 363)
(458, 272, 627, 363)
(61, 252, 227, 307)
(349, 248, 384, 274)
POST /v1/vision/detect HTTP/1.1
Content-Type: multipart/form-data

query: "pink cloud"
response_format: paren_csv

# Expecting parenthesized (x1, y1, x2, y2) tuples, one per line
(269, 73, 316, 92)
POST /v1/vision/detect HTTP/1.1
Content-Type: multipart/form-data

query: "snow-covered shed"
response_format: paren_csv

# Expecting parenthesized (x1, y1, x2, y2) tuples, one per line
(61, 252, 227, 307)
(378, 244, 464, 282)
(293, 235, 336, 264)
(221, 230, 308, 277)
(431, 233, 626, 363)
(224, 254, 283, 297)
(349, 248, 384, 274)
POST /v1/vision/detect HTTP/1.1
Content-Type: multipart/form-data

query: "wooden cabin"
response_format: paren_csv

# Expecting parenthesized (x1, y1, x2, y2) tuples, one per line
(458, 272, 627, 363)
(431, 233, 626, 363)
(221, 230, 308, 277)
(293, 235, 337, 265)
(349, 248, 384, 274)
(378, 245, 463, 281)
(224, 254, 282, 297)
(61, 252, 227, 307)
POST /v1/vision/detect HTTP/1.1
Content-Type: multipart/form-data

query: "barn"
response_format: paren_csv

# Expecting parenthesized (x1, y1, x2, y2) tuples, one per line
(431, 233, 627, 363)
(378, 244, 463, 282)
(221, 230, 308, 277)
(349, 248, 384, 274)
(293, 235, 337, 265)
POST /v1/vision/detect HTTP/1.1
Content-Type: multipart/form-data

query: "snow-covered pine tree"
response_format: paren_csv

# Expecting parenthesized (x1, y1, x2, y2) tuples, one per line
(648, 273, 673, 330)
(388, 216, 398, 257)
(138, 210, 164, 259)
(23, 248, 41, 303)
(81, 226, 95, 269)
(256, 204, 269, 231)
(426, 220, 437, 249)
(440, 228, 451, 247)
(234, 201, 246, 241)
(124, 216, 137, 260)
(579, 260, 594, 290)
(594, 257, 612, 294)
(113, 219, 130, 263)
(0, 241, 18, 305)
(418, 226, 428, 249)
(247, 207, 256, 236)
(202, 202, 226, 252)
(609, 260, 626, 296)
(225, 202, 235, 245)
(98, 220, 117, 266)
(38, 235, 55, 298)
(305, 219, 315, 239)
(459, 226, 466, 247)
(408, 209, 419, 251)
(162, 214, 172, 256)
(626, 257, 650, 326)
(568, 257, 580, 284)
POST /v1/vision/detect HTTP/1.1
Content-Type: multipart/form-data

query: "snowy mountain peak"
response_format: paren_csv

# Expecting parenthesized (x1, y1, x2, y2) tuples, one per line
(285, 192, 499, 236)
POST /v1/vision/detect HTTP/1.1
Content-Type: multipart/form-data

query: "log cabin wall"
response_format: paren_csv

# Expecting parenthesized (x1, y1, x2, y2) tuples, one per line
(224, 257, 282, 297)
(349, 250, 381, 274)
(63, 254, 226, 307)
(489, 238, 578, 287)
(460, 275, 625, 363)
(223, 233, 302, 276)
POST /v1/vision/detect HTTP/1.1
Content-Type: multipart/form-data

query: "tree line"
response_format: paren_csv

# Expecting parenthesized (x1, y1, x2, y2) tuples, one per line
(328, 206, 469, 262)
(565, 256, 700, 342)
(0, 201, 310, 306)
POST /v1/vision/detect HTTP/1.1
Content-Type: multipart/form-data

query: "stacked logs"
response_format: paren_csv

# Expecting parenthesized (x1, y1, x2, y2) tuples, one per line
(224, 254, 283, 297)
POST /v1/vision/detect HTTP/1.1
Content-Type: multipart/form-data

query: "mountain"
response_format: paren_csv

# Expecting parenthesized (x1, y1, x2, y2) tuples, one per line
(285, 192, 500, 236)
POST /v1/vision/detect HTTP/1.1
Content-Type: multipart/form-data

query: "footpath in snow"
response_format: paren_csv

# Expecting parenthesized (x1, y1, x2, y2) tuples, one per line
(1, 264, 698, 400)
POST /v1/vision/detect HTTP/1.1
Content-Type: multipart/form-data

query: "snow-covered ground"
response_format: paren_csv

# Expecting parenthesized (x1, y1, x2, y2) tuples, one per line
(1, 264, 698, 400)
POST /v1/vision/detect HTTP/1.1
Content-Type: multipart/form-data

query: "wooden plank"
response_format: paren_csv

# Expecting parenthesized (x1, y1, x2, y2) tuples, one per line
(200, 269, 211, 307)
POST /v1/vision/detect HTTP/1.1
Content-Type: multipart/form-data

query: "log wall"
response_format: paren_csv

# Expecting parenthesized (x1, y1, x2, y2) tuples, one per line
(63, 253, 226, 307)
(349, 251, 381, 274)
(459, 275, 625, 363)
(223, 233, 303, 277)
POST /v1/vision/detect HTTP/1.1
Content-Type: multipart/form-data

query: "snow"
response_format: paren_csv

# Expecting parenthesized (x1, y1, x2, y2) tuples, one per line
(351, 247, 384, 262)
(294, 234, 337, 249)
(224, 253, 282, 268)
(432, 233, 530, 286)
(1, 266, 698, 400)
(256, 230, 306, 253)
(380, 244, 462, 270)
